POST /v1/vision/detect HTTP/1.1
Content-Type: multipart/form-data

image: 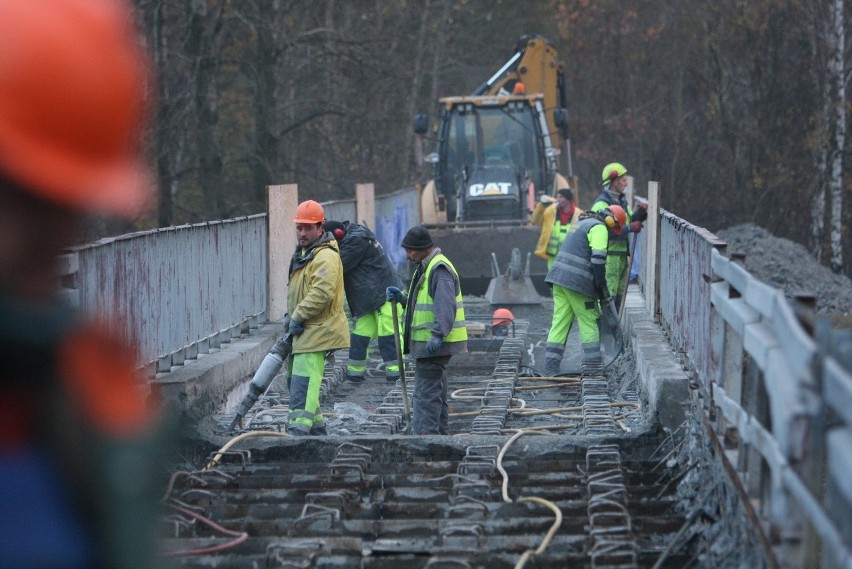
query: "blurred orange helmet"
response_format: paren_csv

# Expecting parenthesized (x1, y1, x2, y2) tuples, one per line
(0, 0, 153, 218)
(492, 308, 515, 327)
(512, 82, 526, 95)
(602, 205, 628, 235)
(293, 200, 325, 224)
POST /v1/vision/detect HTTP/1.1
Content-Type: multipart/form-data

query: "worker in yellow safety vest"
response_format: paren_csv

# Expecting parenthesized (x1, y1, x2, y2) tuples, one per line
(590, 162, 648, 308)
(544, 206, 627, 375)
(531, 188, 584, 269)
(386, 226, 468, 435)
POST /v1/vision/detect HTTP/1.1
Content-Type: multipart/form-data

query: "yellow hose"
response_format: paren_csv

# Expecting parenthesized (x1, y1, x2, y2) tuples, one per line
(204, 430, 291, 470)
(495, 428, 564, 568)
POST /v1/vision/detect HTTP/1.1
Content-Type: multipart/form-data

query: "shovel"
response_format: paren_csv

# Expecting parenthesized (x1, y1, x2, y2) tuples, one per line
(599, 297, 624, 361)
(390, 299, 413, 434)
(618, 232, 639, 318)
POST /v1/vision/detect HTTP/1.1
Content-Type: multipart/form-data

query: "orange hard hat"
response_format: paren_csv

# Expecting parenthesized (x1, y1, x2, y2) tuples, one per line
(294, 200, 326, 224)
(492, 308, 515, 327)
(0, 0, 153, 218)
(512, 82, 526, 95)
(603, 205, 628, 235)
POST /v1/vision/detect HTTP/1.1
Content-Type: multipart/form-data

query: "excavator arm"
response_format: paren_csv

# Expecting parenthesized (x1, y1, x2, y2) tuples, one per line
(472, 34, 571, 178)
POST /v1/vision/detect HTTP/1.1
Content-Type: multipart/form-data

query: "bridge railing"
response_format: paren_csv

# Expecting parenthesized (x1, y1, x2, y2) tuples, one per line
(60, 186, 420, 376)
(642, 204, 852, 568)
(62, 215, 268, 374)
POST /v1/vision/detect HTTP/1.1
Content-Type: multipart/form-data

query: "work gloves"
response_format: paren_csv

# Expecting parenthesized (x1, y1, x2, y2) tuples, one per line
(288, 319, 305, 335)
(632, 202, 648, 222)
(539, 194, 555, 205)
(628, 221, 644, 233)
(426, 334, 444, 355)
(386, 286, 407, 306)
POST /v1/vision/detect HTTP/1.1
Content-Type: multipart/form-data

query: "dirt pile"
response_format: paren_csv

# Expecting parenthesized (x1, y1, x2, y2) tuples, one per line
(716, 223, 852, 325)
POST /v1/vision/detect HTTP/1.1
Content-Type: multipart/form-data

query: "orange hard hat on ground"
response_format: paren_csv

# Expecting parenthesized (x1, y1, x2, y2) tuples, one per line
(0, 0, 153, 218)
(294, 200, 326, 224)
(492, 308, 515, 327)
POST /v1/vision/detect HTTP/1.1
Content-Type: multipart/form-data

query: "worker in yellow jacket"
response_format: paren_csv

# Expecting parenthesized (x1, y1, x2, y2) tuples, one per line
(531, 188, 583, 269)
(286, 200, 350, 436)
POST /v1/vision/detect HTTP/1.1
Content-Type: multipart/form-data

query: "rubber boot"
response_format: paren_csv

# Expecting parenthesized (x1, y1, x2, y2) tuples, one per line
(377, 335, 400, 382)
(544, 355, 561, 377)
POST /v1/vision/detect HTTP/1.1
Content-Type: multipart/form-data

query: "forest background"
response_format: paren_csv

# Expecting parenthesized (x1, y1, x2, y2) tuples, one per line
(126, 0, 851, 278)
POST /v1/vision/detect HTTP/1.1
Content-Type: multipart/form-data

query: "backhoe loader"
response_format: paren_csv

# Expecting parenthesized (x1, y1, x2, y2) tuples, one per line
(413, 35, 574, 302)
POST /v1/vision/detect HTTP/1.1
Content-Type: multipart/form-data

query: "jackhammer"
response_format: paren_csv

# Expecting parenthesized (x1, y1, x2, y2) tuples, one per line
(227, 332, 293, 431)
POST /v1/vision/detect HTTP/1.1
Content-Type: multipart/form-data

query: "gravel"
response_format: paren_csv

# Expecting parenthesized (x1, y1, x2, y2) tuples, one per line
(715, 223, 852, 326)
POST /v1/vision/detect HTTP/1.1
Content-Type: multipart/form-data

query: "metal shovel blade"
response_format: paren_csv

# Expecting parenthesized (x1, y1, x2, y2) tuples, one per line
(599, 300, 624, 360)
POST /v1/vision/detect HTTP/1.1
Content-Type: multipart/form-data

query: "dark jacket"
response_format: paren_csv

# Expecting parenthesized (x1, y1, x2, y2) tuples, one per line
(336, 221, 402, 317)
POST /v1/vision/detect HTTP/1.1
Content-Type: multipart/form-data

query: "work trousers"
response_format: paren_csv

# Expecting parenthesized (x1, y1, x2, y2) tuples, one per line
(605, 253, 628, 299)
(287, 351, 326, 435)
(347, 301, 400, 382)
(412, 355, 451, 435)
(545, 285, 601, 374)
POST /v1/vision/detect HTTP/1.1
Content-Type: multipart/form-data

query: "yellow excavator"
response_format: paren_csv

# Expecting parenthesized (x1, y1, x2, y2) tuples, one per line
(413, 35, 574, 303)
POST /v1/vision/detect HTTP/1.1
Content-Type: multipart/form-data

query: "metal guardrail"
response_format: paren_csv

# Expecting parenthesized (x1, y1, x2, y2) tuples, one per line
(61, 215, 267, 375)
(648, 208, 852, 568)
(59, 187, 421, 377)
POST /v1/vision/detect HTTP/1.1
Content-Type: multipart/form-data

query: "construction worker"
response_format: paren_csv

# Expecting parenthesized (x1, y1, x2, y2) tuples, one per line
(590, 162, 648, 308)
(544, 206, 628, 375)
(0, 1, 172, 567)
(386, 226, 468, 435)
(531, 188, 584, 269)
(324, 220, 403, 383)
(286, 201, 349, 436)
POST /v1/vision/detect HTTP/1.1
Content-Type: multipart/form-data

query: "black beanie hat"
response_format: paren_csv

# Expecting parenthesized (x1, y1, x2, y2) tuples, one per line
(323, 220, 346, 240)
(401, 225, 434, 250)
(557, 188, 573, 201)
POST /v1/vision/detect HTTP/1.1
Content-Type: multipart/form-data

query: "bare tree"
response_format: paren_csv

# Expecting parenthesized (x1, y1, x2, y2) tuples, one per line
(827, 0, 846, 273)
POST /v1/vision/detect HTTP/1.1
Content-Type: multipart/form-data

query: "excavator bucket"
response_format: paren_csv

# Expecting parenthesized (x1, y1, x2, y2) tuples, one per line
(484, 248, 545, 306)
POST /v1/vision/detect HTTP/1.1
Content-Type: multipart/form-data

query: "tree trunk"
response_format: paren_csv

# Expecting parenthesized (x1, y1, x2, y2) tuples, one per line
(828, 0, 845, 273)
(403, 0, 431, 184)
(251, 0, 281, 207)
(153, 1, 174, 227)
(185, 0, 225, 218)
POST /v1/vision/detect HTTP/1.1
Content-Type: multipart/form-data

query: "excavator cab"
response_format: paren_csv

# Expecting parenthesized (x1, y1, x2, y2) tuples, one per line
(429, 94, 558, 222)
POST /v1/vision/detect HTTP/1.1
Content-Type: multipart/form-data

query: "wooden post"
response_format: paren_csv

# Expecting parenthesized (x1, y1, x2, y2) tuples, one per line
(355, 183, 375, 230)
(796, 294, 823, 569)
(267, 184, 298, 322)
(644, 181, 660, 319)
